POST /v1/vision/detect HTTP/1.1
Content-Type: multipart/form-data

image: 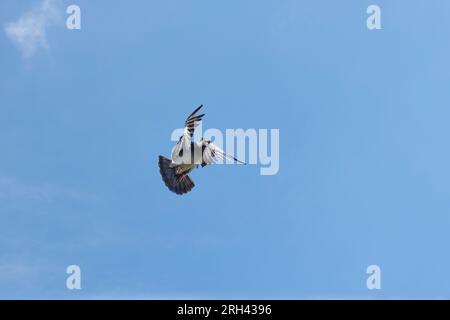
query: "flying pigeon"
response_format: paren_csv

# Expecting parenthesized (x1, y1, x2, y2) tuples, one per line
(158, 105, 245, 195)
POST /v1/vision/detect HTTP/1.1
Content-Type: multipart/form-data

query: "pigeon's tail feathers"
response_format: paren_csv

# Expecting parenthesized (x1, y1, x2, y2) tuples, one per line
(174, 173, 195, 195)
(158, 156, 195, 195)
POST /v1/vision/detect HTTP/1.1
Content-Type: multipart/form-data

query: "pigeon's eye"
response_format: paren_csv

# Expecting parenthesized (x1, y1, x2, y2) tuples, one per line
(179, 148, 183, 157)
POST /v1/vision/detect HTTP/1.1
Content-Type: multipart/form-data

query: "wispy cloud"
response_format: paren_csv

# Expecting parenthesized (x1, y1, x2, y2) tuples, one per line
(4, 0, 62, 58)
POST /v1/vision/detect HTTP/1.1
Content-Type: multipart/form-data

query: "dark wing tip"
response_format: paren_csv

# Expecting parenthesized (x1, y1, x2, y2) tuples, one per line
(187, 104, 204, 119)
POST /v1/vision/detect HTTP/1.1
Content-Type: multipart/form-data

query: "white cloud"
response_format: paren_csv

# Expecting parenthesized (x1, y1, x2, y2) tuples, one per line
(4, 0, 62, 58)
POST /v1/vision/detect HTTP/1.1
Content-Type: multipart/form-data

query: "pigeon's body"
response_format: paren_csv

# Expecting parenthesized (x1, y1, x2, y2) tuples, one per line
(171, 141, 205, 167)
(158, 105, 245, 195)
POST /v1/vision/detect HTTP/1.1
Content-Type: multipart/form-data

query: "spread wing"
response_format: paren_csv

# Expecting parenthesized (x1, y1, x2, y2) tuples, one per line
(172, 105, 205, 159)
(184, 104, 205, 141)
(201, 140, 246, 166)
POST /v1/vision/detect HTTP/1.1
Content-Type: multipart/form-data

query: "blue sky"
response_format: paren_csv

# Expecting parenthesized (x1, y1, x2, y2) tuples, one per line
(1, 0, 450, 299)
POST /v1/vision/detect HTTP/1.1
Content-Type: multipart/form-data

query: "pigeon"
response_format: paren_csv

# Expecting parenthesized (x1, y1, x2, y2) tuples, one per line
(158, 105, 246, 195)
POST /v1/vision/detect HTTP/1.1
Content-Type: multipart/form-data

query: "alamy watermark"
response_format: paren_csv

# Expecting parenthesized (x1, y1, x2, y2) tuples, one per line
(171, 123, 280, 176)
(66, 4, 81, 30)
(366, 265, 381, 290)
(367, 5, 382, 30)
(66, 264, 81, 290)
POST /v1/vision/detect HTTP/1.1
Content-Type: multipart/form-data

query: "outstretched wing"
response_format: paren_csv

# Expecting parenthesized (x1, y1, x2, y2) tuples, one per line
(201, 140, 246, 166)
(172, 105, 205, 160)
(183, 105, 205, 140)
(179, 104, 205, 150)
